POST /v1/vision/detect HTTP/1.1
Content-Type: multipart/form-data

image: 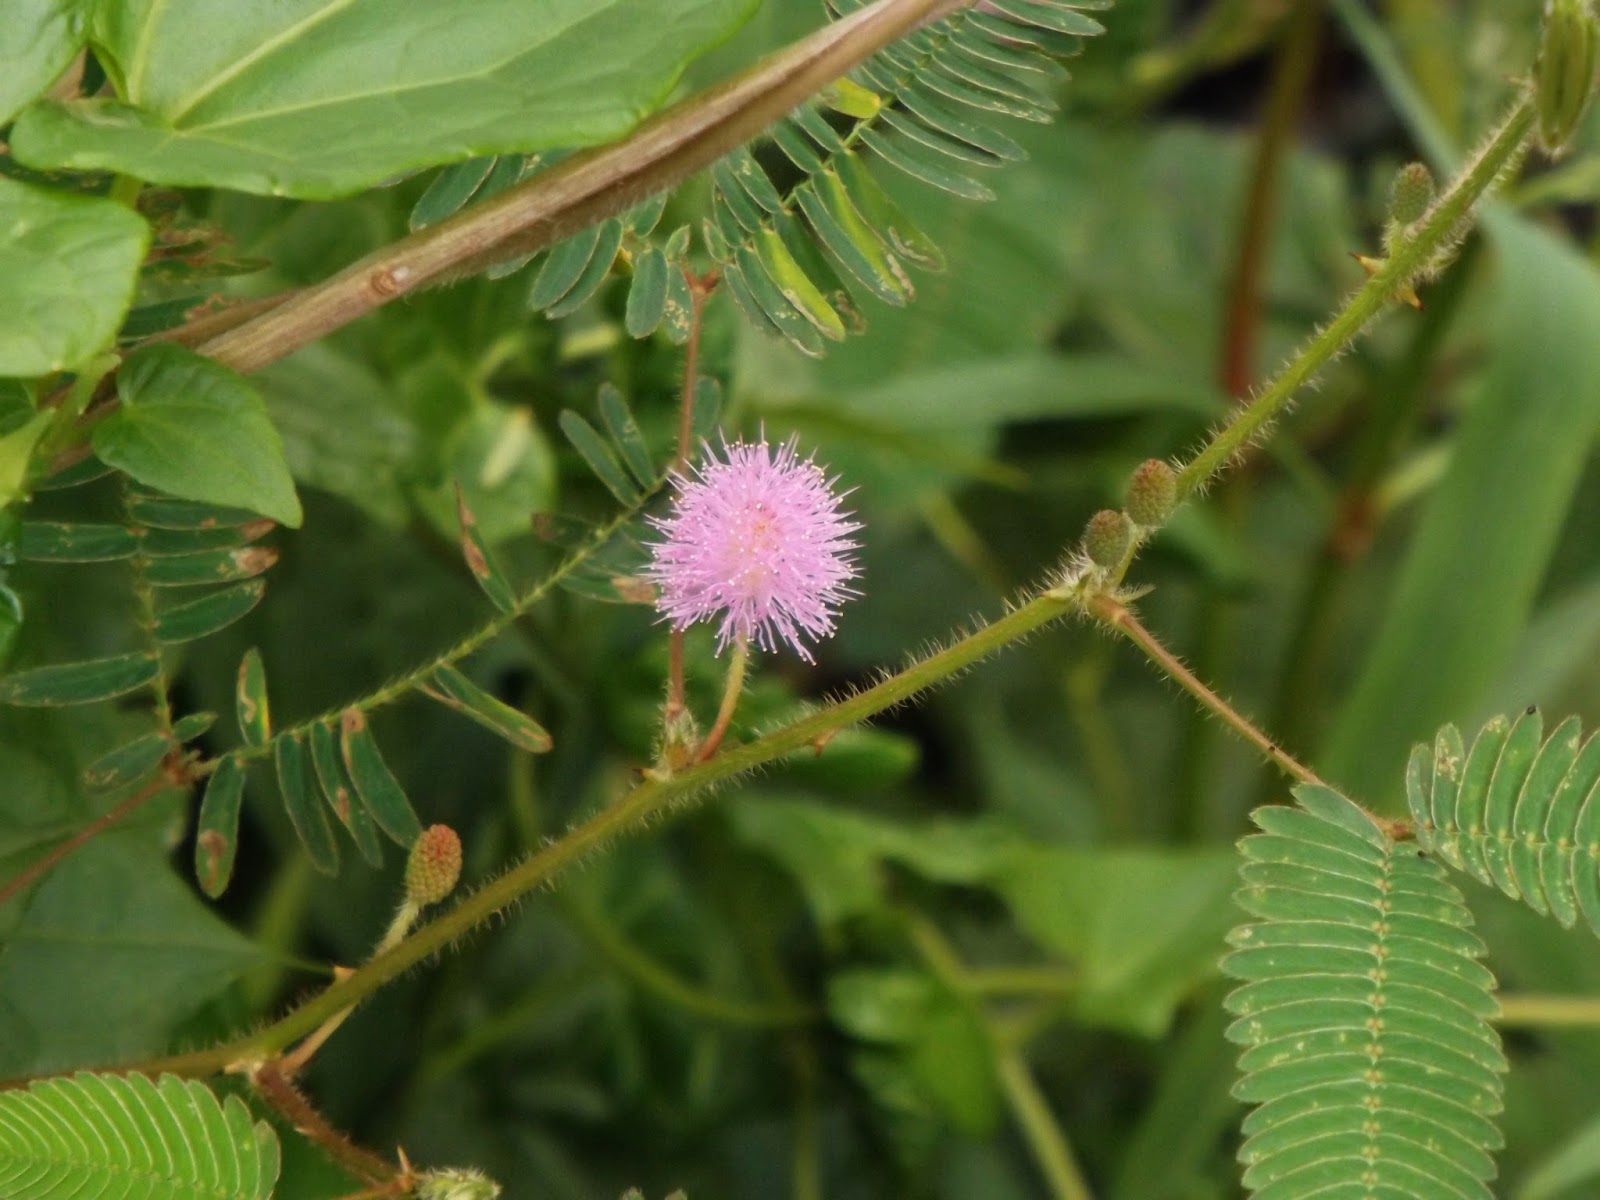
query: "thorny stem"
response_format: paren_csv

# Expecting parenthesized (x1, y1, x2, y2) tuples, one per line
(250, 1062, 398, 1186)
(1218, 0, 1324, 400)
(1180, 0, 1321, 832)
(695, 639, 749, 762)
(1090, 594, 1324, 790)
(68, 587, 1078, 1082)
(1169, 88, 1536, 509)
(1261, 238, 1480, 803)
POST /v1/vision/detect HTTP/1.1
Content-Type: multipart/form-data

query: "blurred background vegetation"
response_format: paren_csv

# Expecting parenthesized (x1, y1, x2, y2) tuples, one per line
(9, 0, 1600, 1196)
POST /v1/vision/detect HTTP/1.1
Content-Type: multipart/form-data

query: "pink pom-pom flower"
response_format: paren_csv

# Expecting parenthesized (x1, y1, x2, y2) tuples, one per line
(645, 437, 860, 662)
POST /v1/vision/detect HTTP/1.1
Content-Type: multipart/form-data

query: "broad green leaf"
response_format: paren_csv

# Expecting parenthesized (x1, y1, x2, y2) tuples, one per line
(420, 664, 553, 754)
(340, 708, 422, 847)
(0, 0, 88, 125)
(11, 0, 758, 198)
(194, 755, 245, 898)
(93, 344, 303, 527)
(0, 835, 264, 1075)
(0, 652, 160, 706)
(1322, 216, 1600, 801)
(0, 412, 52, 509)
(0, 177, 148, 376)
(0, 1071, 280, 1200)
(992, 845, 1237, 1037)
(828, 967, 999, 1136)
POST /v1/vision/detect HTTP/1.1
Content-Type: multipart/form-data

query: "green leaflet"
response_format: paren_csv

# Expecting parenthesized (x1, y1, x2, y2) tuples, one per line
(0, 1071, 280, 1200)
(81, 730, 171, 791)
(16, 522, 139, 562)
(9, 0, 759, 198)
(340, 708, 422, 848)
(0, 177, 148, 377)
(194, 755, 246, 898)
(275, 732, 338, 875)
(420, 664, 553, 754)
(235, 647, 270, 746)
(1223, 784, 1506, 1200)
(455, 486, 516, 614)
(0, 652, 160, 706)
(1409, 713, 1600, 934)
(93, 345, 303, 528)
(154, 581, 266, 643)
(559, 410, 643, 505)
(699, 0, 1099, 355)
(309, 720, 383, 867)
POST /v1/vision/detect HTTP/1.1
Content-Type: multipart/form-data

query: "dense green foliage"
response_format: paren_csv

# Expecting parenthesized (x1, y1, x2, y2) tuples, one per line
(5, 1, 1600, 1198)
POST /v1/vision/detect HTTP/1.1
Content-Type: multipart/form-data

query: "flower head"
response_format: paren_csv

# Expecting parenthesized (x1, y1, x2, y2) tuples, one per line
(646, 437, 860, 662)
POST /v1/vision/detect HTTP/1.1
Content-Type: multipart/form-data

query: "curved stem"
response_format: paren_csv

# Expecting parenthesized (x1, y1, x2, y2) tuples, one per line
(1090, 594, 1323, 789)
(66, 587, 1076, 1082)
(996, 1046, 1096, 1200)
(1170, 90, 1536, 508)
(695, 640, 749, 762)
(176, 0, 967, 377)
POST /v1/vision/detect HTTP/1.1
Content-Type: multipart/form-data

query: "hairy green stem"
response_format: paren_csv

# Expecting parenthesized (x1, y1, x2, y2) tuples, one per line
(1092, 595, 1323, 789)
(87, 587, 1076, 1080)
(1172, 90, 1536, 505)
(221, 494, 655, 771)
(1261, 238, 1480, 803)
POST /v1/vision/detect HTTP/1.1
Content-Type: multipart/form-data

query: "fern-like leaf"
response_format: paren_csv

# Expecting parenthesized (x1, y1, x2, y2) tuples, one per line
(0, 1071, 280, 1200)
(698, 0, 1105, 355)
(1408, 710, 1600, 931)
(1223, 784, 1507, 1199)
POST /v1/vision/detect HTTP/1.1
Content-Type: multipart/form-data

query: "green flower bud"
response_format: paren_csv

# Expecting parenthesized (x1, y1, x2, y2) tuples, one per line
(417, 1168, 501, 1200)
(1387, 162, 1434, 226)
(1537, 0, 1600, 155)
(1084, 509, 1132, 569)
(404, 824, 462, 907)
(1125, 459, 1178, 528)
